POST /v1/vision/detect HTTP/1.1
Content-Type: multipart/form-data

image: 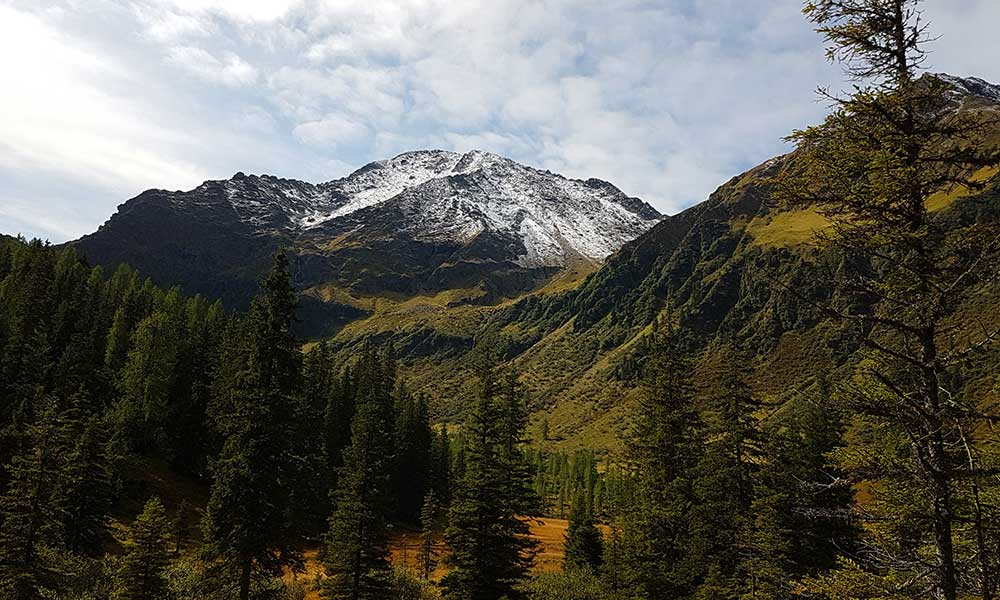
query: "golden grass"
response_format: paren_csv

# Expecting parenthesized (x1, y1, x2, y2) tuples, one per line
(925, 165, 1000, 211)
(745, 207, 832, 248)
(286, 516, 581, 598)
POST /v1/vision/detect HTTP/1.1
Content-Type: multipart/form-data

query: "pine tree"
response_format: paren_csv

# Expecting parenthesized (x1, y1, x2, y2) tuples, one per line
(441, 357, 537, 600)
(202, 252, 303, 600)
(114, 496, 171, 600)
(322, 345, 396, 600)
(563, 489, 604, 573)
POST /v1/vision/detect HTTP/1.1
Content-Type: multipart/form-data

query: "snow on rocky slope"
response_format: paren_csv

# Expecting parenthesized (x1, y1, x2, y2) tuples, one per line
(217, 149, 662, 268)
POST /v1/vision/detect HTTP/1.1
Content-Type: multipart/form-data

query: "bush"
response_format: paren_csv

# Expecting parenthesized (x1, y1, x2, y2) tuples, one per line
(521, 570, 627, 600)
(389, 567, 439, 600)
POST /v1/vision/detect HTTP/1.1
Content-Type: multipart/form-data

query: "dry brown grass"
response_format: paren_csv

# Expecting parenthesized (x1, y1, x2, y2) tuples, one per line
(288, 516, 575, 597)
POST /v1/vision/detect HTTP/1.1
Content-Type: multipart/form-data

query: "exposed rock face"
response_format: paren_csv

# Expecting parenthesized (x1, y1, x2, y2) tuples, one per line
(73, 150, 662, 332)
(70, 74, 1000, 449)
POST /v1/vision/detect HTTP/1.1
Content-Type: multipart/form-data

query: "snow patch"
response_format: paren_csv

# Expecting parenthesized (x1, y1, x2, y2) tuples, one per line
(218, 149, 663, 266)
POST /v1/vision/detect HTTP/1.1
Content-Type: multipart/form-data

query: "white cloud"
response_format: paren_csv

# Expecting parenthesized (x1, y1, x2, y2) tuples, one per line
(163, 0, 296, 21)
(165, 46, 258, 86)
(292, 115, 369, 147)
(1, 0, 997, 242)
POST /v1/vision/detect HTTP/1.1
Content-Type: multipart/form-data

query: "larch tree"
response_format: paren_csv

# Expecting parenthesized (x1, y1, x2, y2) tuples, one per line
(774, 1, 1000, 598)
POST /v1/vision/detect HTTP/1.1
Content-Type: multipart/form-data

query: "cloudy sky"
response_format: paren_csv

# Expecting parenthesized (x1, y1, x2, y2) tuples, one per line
(1, 0, 998, 242)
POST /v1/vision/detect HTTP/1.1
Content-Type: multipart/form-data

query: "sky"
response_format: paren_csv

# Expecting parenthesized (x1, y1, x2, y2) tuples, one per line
(1, 0, 999, 243)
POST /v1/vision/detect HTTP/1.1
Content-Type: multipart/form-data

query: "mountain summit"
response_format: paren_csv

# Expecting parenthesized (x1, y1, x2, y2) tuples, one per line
(218, 149, 660, 268)
(74, 150, 661, 331)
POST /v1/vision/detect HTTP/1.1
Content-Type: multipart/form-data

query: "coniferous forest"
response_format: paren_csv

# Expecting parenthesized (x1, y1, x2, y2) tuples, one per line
(4, 2, 1000, 600)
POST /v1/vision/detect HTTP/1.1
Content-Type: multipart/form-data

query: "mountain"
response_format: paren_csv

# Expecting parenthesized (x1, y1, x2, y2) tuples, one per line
(74, 150, 661, 334)
(69, 74, 1000, 451)
(313, 73, 1000, 448)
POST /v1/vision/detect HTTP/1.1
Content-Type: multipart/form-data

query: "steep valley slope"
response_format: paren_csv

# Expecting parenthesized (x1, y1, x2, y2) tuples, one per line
(69, 74, 1000, 454)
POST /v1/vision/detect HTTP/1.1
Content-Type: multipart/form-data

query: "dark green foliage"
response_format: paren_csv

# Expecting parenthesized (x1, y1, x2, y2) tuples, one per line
(60, 412, 114, 555)
(563, 489, 604, 573)
(687, 349, 766, 598)
(393, 389, 433, 522)
(441, 355, 538, 600)
(115, 496, 171, 600)
(0, 399, 71, 599)
(611, 324, 703, 599)
(202, 252, 305, 600)
(419, 490, 441, 580)
(322, 345, 397, 600)
(429, 424, 452, 508)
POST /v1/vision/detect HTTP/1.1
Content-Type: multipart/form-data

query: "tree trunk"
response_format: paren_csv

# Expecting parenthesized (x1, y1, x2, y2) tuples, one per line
(239, 558, 251, 600)
(923, 354, 957, 600)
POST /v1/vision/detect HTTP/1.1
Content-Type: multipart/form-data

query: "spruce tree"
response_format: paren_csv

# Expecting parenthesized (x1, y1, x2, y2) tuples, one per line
(114, 496, 171, 600)
(0, 399, 68, 599)
(419, 490, 441, 581)
(689, 349, 767, 599)
(322, 345, 396, 600)
(429, 424, 452, 507)
(392, 388, 433, 522)
(60, 412, 113, 555)
(563, 489, 604, 573)
(613, 323, 703, 598)
(202, 252, 303, 600)
(441, 357, 537, 600)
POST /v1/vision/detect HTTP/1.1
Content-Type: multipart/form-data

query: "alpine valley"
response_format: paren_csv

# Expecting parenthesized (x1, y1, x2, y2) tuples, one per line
(71, 73, 1000, 452)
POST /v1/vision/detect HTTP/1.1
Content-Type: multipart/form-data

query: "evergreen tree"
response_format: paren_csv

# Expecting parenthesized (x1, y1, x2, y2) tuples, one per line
(761, 378, 857, 579)
(689, 349, 766, 599)
(419, 490, 441, 581)
(613, 323, 703, 598)
(114, 496, 171, 600)
(0, 399, 69, 599)
(563, 489, 604, 573)
(392, 388, 433, 522)
(441, 356, 537, 600)
(60, 412, 113, 555)
(429, 424, 452, 508)
(202, 252, 304, 600)
(322, 345, 396, 600)
(174, 498, 191, 555)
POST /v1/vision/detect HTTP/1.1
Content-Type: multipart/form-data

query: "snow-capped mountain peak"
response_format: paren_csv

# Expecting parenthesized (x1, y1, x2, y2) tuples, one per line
(213, 150, 661, 268)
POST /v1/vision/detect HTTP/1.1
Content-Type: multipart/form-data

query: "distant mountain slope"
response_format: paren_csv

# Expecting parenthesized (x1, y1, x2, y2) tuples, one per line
(73, 150, 661, 334)
(68, 74, 1000, 452)
(316, 73, 1000, 450)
